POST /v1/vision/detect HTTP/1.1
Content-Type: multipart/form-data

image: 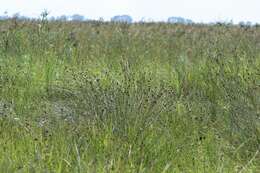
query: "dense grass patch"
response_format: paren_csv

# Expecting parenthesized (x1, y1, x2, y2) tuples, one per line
(0, 19, 259, 172)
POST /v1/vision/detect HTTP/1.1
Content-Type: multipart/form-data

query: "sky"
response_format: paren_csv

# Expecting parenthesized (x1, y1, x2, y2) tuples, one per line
(0, 0, 259, 23)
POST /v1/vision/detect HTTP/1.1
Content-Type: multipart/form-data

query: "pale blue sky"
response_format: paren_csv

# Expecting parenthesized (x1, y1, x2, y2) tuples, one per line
(0, 0, 259, 23)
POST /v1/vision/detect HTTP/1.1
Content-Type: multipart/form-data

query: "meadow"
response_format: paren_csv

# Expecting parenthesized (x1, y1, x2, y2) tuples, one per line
(0, 18, 259, 172)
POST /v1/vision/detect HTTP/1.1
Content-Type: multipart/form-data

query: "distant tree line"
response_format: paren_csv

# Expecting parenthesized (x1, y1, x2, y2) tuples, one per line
(0, 12, 258, 27)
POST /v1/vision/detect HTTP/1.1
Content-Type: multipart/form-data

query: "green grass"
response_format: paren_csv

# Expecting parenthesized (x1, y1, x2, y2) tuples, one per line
(0, 19, 259, 172)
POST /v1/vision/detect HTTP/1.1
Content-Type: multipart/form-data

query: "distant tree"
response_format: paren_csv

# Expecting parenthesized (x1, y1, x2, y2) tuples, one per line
(111, 15, 133, 23)
(168, 17, 193, 24)
(239, 21, 246, 28)
(56, 15, 68, 21)
(239, 21, 245, 26)
(12, 12, 20, 18)
(185, 19, 193, 24)
(71, 14, 85, 21)
(245, 21, 252, 26)
(239, 21, 252, 29)
(168, 17, 184, 23)
(49, 16, 56, 21)
(98, 17, 104, 22)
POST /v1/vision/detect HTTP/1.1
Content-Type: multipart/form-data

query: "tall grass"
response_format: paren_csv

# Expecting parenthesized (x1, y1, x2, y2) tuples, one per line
(0, 18, 259, 172)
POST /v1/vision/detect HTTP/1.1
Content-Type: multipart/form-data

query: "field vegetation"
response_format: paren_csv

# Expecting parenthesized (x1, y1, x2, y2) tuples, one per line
(0, 17, 259, 172)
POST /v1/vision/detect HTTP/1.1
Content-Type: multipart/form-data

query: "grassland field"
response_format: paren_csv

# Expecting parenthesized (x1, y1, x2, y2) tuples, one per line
(0, 18, 259, 172)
